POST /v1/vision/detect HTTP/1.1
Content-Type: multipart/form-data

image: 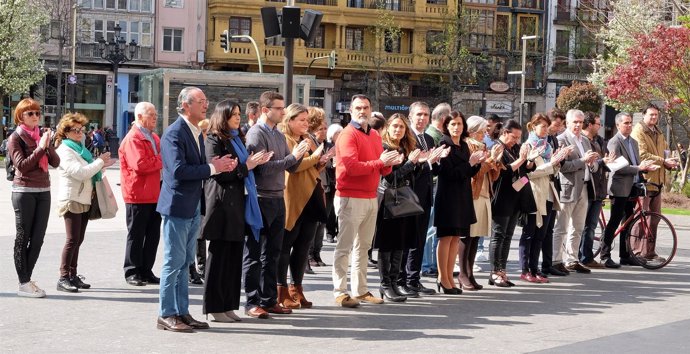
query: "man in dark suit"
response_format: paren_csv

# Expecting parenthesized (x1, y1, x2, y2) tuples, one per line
(156, 87, 236, 332)
(397, 101, 436, 296)
(600, 113, 656, 268)
(553, 109, 599, 274)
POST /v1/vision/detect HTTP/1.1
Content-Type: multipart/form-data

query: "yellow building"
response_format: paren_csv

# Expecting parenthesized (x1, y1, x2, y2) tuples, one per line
(206, 0, 459, 116)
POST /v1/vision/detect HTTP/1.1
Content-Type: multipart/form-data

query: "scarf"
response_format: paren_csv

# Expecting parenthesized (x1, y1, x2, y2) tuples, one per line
(20, 124, 48, 172)
(229, 129, 263, 241)
(62, 138, 102, 184)
(526, 131, 553, 163)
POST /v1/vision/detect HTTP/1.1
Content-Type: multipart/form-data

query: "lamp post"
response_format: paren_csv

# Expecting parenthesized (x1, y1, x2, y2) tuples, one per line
(98, 23, 138, 155)
(477, 46, 491, 116)
(508, 35, 538, 128)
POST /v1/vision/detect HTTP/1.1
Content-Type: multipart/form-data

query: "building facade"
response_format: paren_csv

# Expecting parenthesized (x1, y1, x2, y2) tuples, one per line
(155, 0, 208, 69)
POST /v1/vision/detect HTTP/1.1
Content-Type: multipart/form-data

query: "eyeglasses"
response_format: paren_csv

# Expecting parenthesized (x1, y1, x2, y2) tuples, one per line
(68, 127, 86, 133)
(193, 99, 208, 105)
(23, 111, 41, 117)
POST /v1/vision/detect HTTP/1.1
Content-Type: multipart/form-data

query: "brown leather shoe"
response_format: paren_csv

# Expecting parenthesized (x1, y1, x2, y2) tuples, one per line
(157, 316, 194, 332)
(565, 262, 592, 274)
(266, 304, 292, 314)
(335, 294, 360, 308)
(289, 284, 313, 309)
(583, 260, 605, 269)
(180, 314, 210, 329)
(355, 292, 384, 304)
(245, 306, 269, 319)
(278, 285, 300, 309)
(555, 263, 571, 274)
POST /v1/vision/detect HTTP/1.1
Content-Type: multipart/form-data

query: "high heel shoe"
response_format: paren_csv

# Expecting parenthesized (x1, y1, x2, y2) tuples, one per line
(488, 272, 510, 287)
(436, 281, 461, 295)
(469, 276, 484, 290)
(380, 287, 407, 302)
(209, 312, 235, 323)
(225, 311, 242, 321)
(498, 270, 515, 287)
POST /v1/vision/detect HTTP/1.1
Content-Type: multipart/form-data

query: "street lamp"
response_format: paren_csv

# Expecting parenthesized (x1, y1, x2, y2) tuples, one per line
(98, 23, 138, 155)
(477, 46, 491, 116)
(508, 35, 538, 128)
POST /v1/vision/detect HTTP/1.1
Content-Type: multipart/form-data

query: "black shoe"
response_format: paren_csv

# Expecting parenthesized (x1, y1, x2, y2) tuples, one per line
(314, 256, 328, 267)
(57, 277, 78, 293)
(380, 287, 407, 302)
(189, 271, 204, 285)
(305, 263, 315, 274)
(620, 257, 645, 266)
(126, 274, 146, 286)
(407, 282, 436, 295)
(545, 267, 566, 276)
(421, 270, 438, 278)
(367, 258, 378, 268)
(71, 275, 91, 289)
(603, 258, 621, 269)
(143, 274, 160, 284)
(393, 284, 419, 298)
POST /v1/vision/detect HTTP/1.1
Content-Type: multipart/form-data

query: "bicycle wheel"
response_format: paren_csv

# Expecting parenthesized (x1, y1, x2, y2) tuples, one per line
(592, 217, 608, 258)
(625, 211, 678, 269)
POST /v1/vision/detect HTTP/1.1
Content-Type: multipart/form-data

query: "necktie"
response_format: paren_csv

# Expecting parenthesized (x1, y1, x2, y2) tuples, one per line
(418, 134, 428, 151)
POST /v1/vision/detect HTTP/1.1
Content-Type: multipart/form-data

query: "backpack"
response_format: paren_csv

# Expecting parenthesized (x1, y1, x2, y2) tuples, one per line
(5, 132, 27, 182)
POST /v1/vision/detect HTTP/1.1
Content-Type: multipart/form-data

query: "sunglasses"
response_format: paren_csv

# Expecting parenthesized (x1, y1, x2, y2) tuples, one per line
(69, 127, 86, 133)
(23, 111, 41, 117)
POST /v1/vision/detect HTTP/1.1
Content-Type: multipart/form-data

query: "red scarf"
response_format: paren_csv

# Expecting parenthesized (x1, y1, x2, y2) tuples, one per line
(20, 124, 48, 172)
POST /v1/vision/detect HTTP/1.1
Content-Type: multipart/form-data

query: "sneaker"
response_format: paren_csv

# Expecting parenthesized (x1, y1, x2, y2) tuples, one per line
(335, 294, 360, 308)
(473, 264, 482, 273)
(355, 292, 384, 304)
(475, 251, 488, 262)
(18, 281, 46, 298)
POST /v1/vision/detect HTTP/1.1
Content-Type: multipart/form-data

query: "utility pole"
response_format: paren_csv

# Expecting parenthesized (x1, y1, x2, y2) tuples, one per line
(283, 0, 296, 105)
(69, 1, 77, 112)
(508, 35, 538, 128)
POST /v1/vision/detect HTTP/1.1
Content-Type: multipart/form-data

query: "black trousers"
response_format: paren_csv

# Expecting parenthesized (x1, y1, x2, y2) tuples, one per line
(203, 240, 244, 314)
(541, 207, 558, 272)
(325, 189, 338, 236)
(601, 196, 636, 260)
(309, 223, 325, 260)
(278, 212, 318, 286)
(124, 203, 161, 278)
(398, 202, 431, 286)
(242, 197, 284, 309)
(490, 213, 519, 271)
(519, 202, 553, 275)
(12, 191, 51, 284)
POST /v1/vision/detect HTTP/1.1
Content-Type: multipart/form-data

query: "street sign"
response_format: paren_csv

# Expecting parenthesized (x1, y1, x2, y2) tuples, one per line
(68, 74, 77, 85)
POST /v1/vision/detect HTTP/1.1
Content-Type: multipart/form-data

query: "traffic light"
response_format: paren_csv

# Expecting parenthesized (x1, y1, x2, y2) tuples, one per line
(220, 30, 229, 53)
(328, 50, 337, 70)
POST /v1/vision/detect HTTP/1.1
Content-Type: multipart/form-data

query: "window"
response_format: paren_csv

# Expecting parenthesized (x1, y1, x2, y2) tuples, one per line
(118, 0, 126, 9)
(80, 0, 91, 8)
(382, 0, 401, 10)
(517, 15, 538, 50)
(141, 22, 151, 46)
(106, 20, 115, 41)
(426, 31, 443, 54)
(130, 22, 139, 44)
(229, 17, 251, 42)
(467, 9, 495, 49)
(384, 30, 401, 53)
(94, 20, 104, 41)
(142, 0, 151, 12)
(106, 0, 115, 9)
(495, 14, 510, 50)
(118, 21, 128, 41)
(465, 0, 496, 4)
(518, 0, 540, 8)
(163, 28, 183, 52)
(555, 30, 570, 58)
(345, 27, 364, 51)
(426, 1, 448, 4)
(306, 25, 325, 48)
(130, 0, 140, 11)
(348, 0, 364, 8)
(497, 0, 509, 5)
(164, 0, 183, 8)
(93, 0, 103, 8)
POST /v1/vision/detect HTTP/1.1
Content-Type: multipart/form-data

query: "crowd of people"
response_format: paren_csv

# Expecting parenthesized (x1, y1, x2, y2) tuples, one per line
(6, 89, 681, 332)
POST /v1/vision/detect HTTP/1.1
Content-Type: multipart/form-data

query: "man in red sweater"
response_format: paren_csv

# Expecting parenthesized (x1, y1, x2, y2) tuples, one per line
(332, 94, 402, 307)
(119, 101, 163, 287)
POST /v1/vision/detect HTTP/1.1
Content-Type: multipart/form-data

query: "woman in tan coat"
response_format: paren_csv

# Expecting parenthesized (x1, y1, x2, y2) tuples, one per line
(464, 116, 503, 290)
(277, 103, 333, 309)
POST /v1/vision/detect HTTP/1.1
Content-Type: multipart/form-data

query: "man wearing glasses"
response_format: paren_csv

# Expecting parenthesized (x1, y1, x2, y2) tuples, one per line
(243, 91, 309, 319)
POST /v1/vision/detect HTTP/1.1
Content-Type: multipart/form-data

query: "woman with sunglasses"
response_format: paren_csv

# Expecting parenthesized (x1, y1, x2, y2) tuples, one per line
(54, 113, 115, 292)
(8, 99, 60, 298)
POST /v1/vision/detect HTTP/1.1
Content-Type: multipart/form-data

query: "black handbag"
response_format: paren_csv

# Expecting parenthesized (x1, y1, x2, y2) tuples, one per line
(382, 173, 424, 219)
(88, 189, 102, 220)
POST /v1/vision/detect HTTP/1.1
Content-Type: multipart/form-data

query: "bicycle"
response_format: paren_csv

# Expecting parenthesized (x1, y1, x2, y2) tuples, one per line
(592, 182, 678, 269)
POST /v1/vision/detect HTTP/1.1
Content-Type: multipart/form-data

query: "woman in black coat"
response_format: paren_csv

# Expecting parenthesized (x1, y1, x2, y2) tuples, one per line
(374, 113, 422, 302)
(489, 119, 537, 287)
(201, 100, 270, 322)
(434, 111, 483, 294)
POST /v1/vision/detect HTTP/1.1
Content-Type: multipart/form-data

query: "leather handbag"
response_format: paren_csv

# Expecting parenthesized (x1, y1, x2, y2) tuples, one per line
(382, 174, 424, 219)
(94, 176, 119, 219)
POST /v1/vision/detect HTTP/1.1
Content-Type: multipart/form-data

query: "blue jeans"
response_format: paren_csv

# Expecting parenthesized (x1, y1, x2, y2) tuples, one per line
(579, 199, 602, 264)
(421, 204, 438, 273)
(159, 205, 200, 317)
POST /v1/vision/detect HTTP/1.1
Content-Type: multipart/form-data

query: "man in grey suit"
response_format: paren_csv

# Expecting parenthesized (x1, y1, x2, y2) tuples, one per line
(552, 109, 600, 274)
(600, 113, 656, 268)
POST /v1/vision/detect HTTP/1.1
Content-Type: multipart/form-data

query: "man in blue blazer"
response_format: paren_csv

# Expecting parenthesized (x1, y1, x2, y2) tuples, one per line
(156, 87, 236, 332)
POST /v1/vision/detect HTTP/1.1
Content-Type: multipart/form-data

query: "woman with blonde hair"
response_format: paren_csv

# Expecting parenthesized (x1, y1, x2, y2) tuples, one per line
(277, 103, 332, 309)
(54, 113, 115, 292)
(462, 115, 503, 291)
(8, 98, 60, 298)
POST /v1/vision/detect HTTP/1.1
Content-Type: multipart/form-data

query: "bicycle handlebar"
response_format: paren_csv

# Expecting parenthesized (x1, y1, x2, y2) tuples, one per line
(634, 182, 663, 198)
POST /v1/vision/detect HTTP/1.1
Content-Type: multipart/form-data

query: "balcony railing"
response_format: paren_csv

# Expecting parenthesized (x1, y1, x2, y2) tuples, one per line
(347, 0, 415, 12)
(267, 0, 338, 5)
(76, 42, 153, 63)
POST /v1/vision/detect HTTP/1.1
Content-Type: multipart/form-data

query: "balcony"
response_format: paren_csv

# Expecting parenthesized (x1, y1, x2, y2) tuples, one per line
(346, 0, 415, 12)
(76, 42, 153, 64)
(265, 0, 338, 5)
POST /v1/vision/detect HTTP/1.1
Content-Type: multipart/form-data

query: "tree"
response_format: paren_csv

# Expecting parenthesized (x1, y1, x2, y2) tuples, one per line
(364, 5, 403, 111)
(0, 0, 49, 117)
(556, 81, 603, 113)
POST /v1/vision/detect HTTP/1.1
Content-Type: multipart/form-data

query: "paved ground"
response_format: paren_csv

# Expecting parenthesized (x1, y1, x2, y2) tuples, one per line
(1, 166, 689, 353)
